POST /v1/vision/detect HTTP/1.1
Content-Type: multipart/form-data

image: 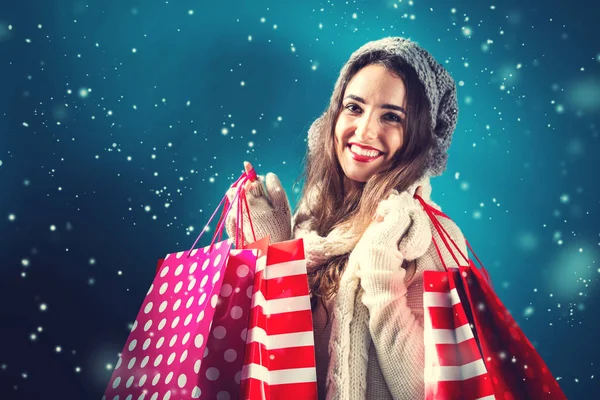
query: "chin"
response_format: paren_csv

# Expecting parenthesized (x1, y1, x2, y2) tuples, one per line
(342, 166, 375, 183)
(337, 143, 387, 183)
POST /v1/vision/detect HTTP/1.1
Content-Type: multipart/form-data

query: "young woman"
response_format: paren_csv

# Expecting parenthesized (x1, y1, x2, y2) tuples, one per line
(226, 37, 468, 400)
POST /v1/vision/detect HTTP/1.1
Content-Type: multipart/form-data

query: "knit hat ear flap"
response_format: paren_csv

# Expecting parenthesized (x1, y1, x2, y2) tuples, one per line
(425, 51, 458, 177)
(307, 112, 327, 154)
(428, 88, 458, 176)
(405, 43, 458, 177)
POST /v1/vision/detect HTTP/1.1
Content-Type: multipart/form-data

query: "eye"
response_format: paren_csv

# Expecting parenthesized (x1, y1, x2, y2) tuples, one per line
(344, 103, 362, 114)
(384, 113, 403, 123)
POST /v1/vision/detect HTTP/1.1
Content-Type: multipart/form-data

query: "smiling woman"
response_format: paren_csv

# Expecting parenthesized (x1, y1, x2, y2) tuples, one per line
(226, 37, 465, 399)
(302, 47, 436, 256)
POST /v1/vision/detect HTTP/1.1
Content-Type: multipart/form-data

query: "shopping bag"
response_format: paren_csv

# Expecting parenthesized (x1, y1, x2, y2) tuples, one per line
(103, 169, 260, 399)
(423, 268, 495, 399)
(197, 246, 260, 399)
(459, 258, 565, 399)
(417, 195, 566, 400)
(102, 239, 243, 399)
(240, 238, 318, 400)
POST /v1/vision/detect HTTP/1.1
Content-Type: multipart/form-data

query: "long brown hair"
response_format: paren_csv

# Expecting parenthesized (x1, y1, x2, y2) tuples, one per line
(296, 50, 434, 313)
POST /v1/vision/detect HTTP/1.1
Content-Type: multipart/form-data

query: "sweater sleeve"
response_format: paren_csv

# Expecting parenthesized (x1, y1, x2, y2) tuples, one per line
(359, 216, 468, 399)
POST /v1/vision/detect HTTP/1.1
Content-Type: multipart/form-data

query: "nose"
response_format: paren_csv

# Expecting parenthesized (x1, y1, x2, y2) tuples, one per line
(355, 112, 379, 142)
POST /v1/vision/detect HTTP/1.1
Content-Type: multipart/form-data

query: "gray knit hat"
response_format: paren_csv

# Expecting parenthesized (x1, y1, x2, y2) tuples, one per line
(307, 37, 458, 177)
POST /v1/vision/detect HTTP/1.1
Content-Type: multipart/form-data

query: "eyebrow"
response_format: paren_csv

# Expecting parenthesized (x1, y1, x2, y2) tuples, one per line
(344, 94, 407, 115)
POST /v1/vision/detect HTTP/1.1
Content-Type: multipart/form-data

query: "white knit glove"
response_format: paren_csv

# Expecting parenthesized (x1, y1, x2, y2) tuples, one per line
(354, 189, 433, 300)
(357, 189, 432, 263)
(224, 171, 292, 245)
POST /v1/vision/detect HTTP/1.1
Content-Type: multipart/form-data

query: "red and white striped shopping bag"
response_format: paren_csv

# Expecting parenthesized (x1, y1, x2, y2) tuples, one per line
(419, 194, 495, 399)
(240, 238, 318, 400)
(423, 269, 496, 399)
(419, 194, 566, 400)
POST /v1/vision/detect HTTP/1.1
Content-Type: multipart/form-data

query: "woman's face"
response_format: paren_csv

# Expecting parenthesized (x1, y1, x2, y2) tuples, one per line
(334, 64, 407, 183)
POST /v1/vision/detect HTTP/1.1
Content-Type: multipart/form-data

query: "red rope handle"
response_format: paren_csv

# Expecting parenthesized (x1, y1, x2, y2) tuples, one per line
(420, 199, 463, 268)
(215, 197, 230, 245)
(414, 195, 467, 268)
(429, 226, 449, 271)
(233, 176, 258, 248)
(241, 189, 257, 243)
(237, 188, 242, 249)
(414, 194, 488, 272)
(186, 170, 253, 256)
(424, 205, 471, 264)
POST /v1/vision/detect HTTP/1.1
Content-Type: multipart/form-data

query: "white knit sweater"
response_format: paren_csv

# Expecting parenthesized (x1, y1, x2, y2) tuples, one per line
(295, 176, 468, 399)
(226, 175, 468, 399)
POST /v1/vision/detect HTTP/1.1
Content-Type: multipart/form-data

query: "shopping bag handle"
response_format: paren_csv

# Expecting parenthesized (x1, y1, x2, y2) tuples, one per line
(236, 186, 257, 247)
(414, 194, 488, 276)
(225, 169, 257, 248)
(185, 168, 257, 257)
(220, 169, 258, 249)
(213, 179, 257, 249)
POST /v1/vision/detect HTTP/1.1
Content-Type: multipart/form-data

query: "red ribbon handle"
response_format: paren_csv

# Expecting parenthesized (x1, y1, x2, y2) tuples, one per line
(414, 194, 488, 275)
(185, 167, 258, 257)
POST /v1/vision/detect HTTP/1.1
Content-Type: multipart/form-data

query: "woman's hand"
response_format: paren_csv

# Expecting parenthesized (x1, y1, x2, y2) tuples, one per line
(356, 185, 432, 265)
(224, 161, 292, 245)
(354, 185, 433, 307)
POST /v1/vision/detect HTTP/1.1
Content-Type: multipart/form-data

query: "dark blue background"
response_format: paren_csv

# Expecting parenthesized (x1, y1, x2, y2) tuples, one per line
(1, 0, 599, 398)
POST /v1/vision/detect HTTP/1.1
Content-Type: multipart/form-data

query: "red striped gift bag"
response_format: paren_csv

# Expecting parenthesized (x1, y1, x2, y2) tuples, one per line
(423, 269, 495, 399)
(418, 194, 566, 400)
(240, 238, 318, 400)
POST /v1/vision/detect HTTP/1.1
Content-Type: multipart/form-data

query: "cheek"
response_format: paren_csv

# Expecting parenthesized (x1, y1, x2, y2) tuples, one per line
(333, 119, 346, 148)
(389, 130, 405, 153)
(334, 116, 352, 144)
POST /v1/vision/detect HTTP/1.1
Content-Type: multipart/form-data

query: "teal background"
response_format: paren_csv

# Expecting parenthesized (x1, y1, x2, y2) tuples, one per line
(1, 0, 599, 398)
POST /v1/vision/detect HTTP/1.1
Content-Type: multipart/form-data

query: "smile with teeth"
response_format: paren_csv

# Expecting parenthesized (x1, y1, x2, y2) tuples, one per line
(348, 144, 383, 160)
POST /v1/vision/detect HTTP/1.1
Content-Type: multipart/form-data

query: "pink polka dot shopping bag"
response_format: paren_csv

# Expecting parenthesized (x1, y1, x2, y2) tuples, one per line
(416, 195, 567, 400)
(102, 170, 265, 400)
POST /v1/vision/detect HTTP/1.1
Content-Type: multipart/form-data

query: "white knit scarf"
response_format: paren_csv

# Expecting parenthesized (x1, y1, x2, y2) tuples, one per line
(293, 175, 434, 271)
(294, 221, 357, 272)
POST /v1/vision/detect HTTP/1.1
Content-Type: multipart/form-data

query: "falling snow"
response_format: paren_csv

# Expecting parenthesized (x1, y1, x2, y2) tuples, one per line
(0, 1, 598, 399)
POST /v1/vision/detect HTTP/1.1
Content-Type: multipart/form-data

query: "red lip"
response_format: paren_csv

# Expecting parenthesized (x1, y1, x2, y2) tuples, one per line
(347, 144, 383, 163)
(348, 142, 382, 152)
